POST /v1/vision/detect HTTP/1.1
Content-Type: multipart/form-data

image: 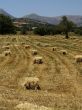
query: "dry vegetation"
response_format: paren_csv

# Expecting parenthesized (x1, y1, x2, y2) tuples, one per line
(0, 35, 82, 110)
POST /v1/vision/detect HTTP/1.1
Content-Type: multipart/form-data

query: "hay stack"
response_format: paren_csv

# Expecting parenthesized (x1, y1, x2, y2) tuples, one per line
(24, 45, 30, 49)
(24, 77, 41, 90)
(16, 102, 53, 110)
(52, 47, 57, 51)
(32, 50, 37, 55)
(21, 42, 25, 45)
(6, 42, 10, 45)
(12, 38, 16, 41)
(2, 46, 10, 50)
(60, 50, 67, 55)
(33, 56, 43, 64)
(14, 44, 20, 47)
(75, 55, 82, 63)
(44, 44, 50, 47)
(4, 50, 11, 56)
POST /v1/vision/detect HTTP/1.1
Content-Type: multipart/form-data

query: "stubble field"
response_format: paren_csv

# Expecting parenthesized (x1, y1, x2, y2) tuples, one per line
(0, 35, 82, 110)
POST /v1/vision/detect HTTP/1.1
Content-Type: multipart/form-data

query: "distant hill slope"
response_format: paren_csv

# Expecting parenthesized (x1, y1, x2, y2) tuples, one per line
(23, 14, 82, 26)
(0, 9, 82, 26)
(13, 17, 51, 29)
(0, 9, 14, 19)
(23, 13, 58, 25)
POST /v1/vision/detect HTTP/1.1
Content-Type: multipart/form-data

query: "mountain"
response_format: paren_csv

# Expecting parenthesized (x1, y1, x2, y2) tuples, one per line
(23, 13, 59, 25)
(0, 9, 82, 26)
(23, 14, 82, 26)
(0, 9, 14, 19)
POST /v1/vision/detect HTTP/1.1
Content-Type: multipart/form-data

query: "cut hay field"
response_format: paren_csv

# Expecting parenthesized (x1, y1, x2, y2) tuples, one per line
(0, 35, 82, 110)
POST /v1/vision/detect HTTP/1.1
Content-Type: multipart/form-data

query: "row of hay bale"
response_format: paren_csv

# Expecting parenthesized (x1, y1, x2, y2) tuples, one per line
(24, 45, 42, 89)
(23, 47, 43, 90)
(52, 47, 82, 63)
(32, 49, 43, 64)
(1, 43, 43, 64)
(18, 42, 43, 64)
(28, 46, 43, 64)
(52, 47, 67, 55)
(23, 46, 42, 90)
(21, 43, 43, 64)
(1, 44, 42, 90)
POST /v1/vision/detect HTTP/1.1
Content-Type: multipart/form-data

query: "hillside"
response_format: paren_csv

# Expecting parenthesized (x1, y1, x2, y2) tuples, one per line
(23, 14, 82, 26)
(13, 17, 51, 29)
(0, 35, 82, 110)
(0, 9, 82, 26)
(0, 9, 14, 19)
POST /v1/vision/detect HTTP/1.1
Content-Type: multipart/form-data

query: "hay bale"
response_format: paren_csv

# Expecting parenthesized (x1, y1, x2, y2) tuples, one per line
(6, 42, 10, 45)
(44, 44, 49, 47)
(33, 56, 43, 64)
(12, 38, 16, 41)
(14, 44, 20, 47)
(32, 50, 37, 55)
(16, 102, 53, 110)
(4, 50, 11, 56)
(52, 47, 57, 51)
(75, 55, 82, 63)
(60, 50, 67, 55)
(2, 46, 10, 50)
(24, 45, 30, 49)
(21, 42, 25, 45)
(24, 77, 41, 90)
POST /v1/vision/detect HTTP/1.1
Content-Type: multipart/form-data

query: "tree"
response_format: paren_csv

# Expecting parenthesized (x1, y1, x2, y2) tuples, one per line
(33, 25, 56, 36)
(74, 27, 82, 35)
(59, 16, 75, 39)
(0, 14, 16, 34)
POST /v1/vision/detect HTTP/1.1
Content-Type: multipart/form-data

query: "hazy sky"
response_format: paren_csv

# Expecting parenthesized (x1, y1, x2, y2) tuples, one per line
(0, 0, 82, 17)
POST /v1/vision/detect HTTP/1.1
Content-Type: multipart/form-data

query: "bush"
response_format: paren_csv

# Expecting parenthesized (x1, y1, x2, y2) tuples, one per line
(33, 25, 57, 36)
(0, 14, 16, 34)
(74, 27, 82, 35)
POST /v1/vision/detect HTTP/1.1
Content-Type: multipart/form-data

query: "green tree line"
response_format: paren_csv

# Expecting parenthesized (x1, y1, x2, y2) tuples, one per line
(0, 14, 82, 38)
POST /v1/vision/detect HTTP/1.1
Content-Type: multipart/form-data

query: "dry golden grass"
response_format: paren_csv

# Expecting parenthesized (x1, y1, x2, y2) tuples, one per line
(0, 35, 82, 110)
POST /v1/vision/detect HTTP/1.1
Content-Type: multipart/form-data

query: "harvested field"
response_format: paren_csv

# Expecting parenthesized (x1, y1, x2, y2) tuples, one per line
(0, 35, 82, 110)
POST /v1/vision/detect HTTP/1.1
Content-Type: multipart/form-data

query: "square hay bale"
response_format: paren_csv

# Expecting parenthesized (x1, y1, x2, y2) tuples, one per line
(24, 45, 30, 49)
(52, 47, 57, 51)
(32, 50, 37, 55)
(75, 55, 82, 63)
(21, 42, 25, 45)
(24, 77, 41, 90)
(60, 50, 67, 55)
(2, 46, 10, 50)
(4, 50, 11, 56)
(15, 102, 53, 110)
(12, 38, 16, 42)
(33, 56, 43, 64)
(6, 42, 10, 45)
(14, 44, 20, 47)
(43, 43, 50, 47)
